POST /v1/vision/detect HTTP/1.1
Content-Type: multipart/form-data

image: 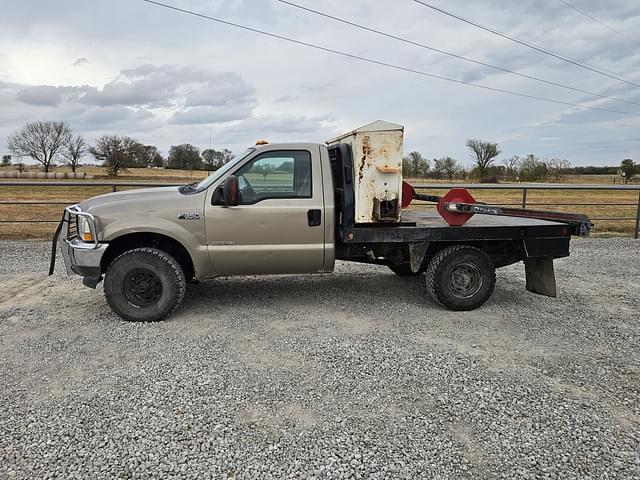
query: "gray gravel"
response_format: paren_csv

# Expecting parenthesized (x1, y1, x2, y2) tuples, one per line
(0, 238, 639, 479)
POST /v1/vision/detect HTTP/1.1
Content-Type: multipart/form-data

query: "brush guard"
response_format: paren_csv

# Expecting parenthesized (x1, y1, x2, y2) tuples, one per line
(49, 205, 100, 276)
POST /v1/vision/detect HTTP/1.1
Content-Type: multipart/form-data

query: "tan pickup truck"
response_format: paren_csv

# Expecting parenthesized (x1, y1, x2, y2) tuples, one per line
(51, 121, 590, 322)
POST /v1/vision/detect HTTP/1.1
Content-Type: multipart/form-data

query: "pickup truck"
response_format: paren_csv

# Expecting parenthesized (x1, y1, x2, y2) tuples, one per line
(50, 121, 590, 322)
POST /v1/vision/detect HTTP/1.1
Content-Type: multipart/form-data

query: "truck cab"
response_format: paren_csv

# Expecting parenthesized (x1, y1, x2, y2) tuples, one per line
(202, 143, 335, 276)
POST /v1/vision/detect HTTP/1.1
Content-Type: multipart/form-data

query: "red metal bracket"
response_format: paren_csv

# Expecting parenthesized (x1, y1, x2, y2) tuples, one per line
(437, 188, 476, 226)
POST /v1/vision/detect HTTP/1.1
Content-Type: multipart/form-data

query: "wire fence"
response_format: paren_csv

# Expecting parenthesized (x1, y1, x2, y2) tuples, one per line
(1, 181, 639, 238)
(411, 183, 640, 238)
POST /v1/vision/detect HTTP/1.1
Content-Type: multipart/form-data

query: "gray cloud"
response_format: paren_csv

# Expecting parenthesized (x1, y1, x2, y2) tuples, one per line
(274, 95, 299, 103)
(16, 85, 64, 106)
(4, 64, 257, 114)
(78, 106, 154, 125)
(72, 57, 89, 67)
(205, 114, 339, 147)
(1, 64, 259, 154)
(0, 62, 314, 154)
(75, 64, 255, 109)
(239, 115, 336, 135)
(168, 104, 254, 125)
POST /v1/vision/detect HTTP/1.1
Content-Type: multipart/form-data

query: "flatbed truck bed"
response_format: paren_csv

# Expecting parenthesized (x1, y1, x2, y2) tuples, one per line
(351, 210, 572, 243)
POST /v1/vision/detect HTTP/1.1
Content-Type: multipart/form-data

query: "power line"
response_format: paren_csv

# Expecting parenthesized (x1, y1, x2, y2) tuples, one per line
(140, 0, 640, 117)
(412, 0, 640, 89)
(558, 0, 640, 48)
(278, 0, 640, 107)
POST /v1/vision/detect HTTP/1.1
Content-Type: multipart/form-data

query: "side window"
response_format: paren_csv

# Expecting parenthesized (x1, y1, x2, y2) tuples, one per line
(235, 150, 312, 204)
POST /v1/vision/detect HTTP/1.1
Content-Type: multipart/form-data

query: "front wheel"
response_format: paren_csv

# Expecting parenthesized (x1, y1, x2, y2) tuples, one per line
(425, 245, 495, 311)
(104, 247, 186, 322)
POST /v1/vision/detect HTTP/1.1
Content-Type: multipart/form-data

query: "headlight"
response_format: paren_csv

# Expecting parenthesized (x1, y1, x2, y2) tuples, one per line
(77, 216, 94, 242)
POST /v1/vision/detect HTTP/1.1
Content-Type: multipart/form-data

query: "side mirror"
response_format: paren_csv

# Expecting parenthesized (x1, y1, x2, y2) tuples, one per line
(223, 175, 239, 207)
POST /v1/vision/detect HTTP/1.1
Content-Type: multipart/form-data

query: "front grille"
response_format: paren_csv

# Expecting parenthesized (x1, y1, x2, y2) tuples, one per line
(67, 216, 78, 240)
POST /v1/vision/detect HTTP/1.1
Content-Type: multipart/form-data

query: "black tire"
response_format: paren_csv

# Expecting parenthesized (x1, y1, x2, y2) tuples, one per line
(104, 247, 186, 322)
(425, 245, 495, 311)
(388, 264, 422, 276)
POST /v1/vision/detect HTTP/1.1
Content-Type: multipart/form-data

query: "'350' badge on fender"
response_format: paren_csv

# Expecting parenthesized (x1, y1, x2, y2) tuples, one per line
(177, 212, 200, 220)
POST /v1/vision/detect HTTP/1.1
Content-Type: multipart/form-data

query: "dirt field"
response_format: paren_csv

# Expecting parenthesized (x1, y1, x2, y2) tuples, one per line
(1, 238, 638, 479)
(0, 167, 638, 239)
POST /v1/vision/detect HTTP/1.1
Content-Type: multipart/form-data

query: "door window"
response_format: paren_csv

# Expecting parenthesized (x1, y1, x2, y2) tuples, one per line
(234, 150, 312, 204)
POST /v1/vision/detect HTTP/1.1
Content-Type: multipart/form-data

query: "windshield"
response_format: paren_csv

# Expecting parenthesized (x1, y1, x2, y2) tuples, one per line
(193, 148, 255, 192)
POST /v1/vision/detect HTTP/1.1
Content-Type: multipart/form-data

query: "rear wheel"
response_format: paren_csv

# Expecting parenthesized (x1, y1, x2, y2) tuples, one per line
(104, 247, 186, 322)
(425, 245, 495, 311)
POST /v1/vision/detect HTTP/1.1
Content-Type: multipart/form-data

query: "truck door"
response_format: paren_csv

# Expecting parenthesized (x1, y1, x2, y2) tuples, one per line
(205, 147, 326, 275)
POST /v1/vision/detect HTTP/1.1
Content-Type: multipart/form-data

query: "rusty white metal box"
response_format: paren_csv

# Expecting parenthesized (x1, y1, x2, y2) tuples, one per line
(327, 120, 404, 223)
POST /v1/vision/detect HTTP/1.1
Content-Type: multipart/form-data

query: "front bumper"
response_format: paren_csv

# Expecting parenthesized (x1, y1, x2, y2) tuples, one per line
(52, 205, 108, 279)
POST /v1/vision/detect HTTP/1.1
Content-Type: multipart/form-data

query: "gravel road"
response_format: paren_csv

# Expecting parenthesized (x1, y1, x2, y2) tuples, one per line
(1, 239, 639, 479)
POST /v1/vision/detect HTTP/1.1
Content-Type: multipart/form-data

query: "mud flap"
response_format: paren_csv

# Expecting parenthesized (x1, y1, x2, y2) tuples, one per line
(82, 275, 103, 289)
(524, 257, 557, 298)
(409, 242, 429, 273)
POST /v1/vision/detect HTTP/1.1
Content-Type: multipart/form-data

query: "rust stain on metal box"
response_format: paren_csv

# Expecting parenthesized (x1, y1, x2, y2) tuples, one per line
(327, 120, 404, 224)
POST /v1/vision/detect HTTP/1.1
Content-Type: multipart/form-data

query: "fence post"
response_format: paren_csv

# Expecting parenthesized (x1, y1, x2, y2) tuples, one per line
(112, 184, 117, 193)
(635, 190, 640, 239)
(521, 188, 527, 208)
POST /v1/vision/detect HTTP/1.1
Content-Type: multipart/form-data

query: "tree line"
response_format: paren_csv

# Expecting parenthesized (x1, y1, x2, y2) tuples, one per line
(3, 121, 638, 182)
(3, 120, 234, 177)
(403, 138, 638, 183)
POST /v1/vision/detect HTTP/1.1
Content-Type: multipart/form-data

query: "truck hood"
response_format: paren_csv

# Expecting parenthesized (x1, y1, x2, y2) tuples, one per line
(79, 186, 188, 214)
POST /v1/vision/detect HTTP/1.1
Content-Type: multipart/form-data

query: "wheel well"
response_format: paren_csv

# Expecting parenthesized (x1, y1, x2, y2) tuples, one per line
(426, 240, 524, 268)
(101, 233, 195, 280)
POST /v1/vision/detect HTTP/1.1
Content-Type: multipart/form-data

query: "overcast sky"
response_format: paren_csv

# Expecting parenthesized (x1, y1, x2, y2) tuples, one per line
(1, 0, 639, 166)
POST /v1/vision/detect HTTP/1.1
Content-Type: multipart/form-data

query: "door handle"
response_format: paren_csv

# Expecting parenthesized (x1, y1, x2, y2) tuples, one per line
(307, 209, 321, 227)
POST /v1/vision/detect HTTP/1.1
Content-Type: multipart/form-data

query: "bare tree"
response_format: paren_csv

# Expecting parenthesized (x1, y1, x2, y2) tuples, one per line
(202, 148, 236, 172)
(63, 134, 87, 173)
(547, 158, 571, 182)
(220, 148, 234, 164)
(502, 155, 520, 181)
(202, 149, 223, 171)
(518, 154, 549, 182)
(433, 157, 460, 180)
(7, 121, 72, 172)
(403, 151, 429, 178)
(89, 135, 139, 177)
(466, 139, 501, 180)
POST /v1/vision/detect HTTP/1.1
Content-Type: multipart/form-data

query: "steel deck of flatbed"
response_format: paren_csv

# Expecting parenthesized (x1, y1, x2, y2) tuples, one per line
(350, 210, 572, 243)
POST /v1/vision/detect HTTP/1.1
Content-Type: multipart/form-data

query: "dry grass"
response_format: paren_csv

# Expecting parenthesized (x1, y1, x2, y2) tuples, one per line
(0, 165, 210, 183)
(1, 168, 638, 239)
